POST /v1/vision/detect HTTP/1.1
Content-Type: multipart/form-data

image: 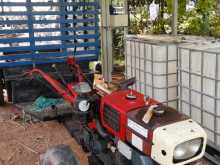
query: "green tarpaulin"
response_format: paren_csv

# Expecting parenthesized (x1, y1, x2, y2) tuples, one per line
(31, 96, 64, 112)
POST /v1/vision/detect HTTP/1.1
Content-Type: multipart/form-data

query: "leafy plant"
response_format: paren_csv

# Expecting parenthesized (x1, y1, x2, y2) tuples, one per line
(112, 28, 124, 61)
(178, 0, 216, 36)
(178, 10, 205, 35)
(129, 6, 149, 34)
(209, 12, 220, 38)
(165, 0, 187, 16)
(128, 0, 168, 34)
(113, 0, 220, 65)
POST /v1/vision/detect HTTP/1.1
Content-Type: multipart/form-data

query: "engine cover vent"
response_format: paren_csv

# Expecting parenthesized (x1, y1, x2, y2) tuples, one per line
(103, 105, 120, 132)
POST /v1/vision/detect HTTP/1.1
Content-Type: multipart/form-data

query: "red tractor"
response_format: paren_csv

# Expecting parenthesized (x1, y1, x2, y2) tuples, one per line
(28, 57, 207, 165)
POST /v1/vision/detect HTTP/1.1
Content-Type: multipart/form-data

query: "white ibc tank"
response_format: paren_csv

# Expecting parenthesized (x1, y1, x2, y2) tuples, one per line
(125, 35, 179, 109)
(178, 42, 220, 150)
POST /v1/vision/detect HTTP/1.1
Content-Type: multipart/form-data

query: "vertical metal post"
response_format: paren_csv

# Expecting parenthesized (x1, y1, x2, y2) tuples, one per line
(144, 43, 147, 97)
(151, 45, 154, 98)
(94, 0, 100, 59)
(0, 0, 4, 13)
(123, 0, 128, 77)
(176, 46, 179, 110)
(166, 45, 169, 106)
(124, 0, 128, 35)
(138, 41, 141, 92)
(101, 0, 113, 83)
(26, 0, 35, 67)
(179, 48, 183, 112)
(189, 50, 192, 117)
(172, 0, 178, 36)
(134, 41, 137, 90)
(124, 0, 128, 79)
(130, 41, 133, 87)
(59, 0, 67, 54)
(214, 53, 219, 146)
(201, 52, 204, 126)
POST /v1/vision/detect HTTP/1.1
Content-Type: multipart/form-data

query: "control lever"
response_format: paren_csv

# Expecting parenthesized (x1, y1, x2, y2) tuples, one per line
(142, 104, 166, 124)
(118, 77, 136, 90)
(142, 105, 158, 124)
(52, 64, 67, 86)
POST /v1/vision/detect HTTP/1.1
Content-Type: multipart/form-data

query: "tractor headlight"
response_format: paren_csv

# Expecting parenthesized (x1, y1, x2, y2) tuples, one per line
(173, 138, 203, 163)
(78, 100, 90, 112)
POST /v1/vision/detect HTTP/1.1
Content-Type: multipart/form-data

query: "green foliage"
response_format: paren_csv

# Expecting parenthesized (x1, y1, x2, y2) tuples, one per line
(127, 0, 219, 37)
(178, 10, 205, 35)
(129, 6, 149, 34)
(166, 0, 187, 16)
(112, 28, 124, 61)
(209, 12, 220, 38)
(196, 0, 216, 13)
(178, 0, 216, 36)
(128, 0, 167, 34)
(128, 0, 152, 7)
(149, 18, 170, 34)
(113, 0, 220, 64)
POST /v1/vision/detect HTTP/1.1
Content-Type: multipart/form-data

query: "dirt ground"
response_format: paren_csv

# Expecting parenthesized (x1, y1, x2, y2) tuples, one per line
(0, 71, 215, 165)
(0, 105, 214, 165)
(0, 72, 125, 165)
(0, 105, 89, 165)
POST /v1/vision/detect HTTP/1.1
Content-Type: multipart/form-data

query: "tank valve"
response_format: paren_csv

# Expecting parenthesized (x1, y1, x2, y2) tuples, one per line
(152, 105, 165, 116)
(126, 90, 137, 100)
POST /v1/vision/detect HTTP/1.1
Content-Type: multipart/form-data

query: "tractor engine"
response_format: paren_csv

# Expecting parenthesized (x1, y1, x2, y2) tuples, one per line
(100, 89, 207, 165)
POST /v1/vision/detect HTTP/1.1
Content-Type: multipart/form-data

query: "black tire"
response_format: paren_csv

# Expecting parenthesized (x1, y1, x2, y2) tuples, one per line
(88, 154, 104, 165)
(40, 144, 80, 165)
(114, 152, 131, 165)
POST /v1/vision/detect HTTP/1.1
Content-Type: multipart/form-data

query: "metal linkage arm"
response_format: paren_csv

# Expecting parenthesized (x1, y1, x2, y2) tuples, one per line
(67, 57, 85, 83)
(28, 68, 77, 105)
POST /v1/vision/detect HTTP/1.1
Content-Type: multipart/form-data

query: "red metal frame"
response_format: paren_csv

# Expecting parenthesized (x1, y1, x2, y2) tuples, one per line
(67, 57, 85, 83)
(88, 119, 97, 130)
(28, 68, 77, 105)
(27, 57, 85, 105)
